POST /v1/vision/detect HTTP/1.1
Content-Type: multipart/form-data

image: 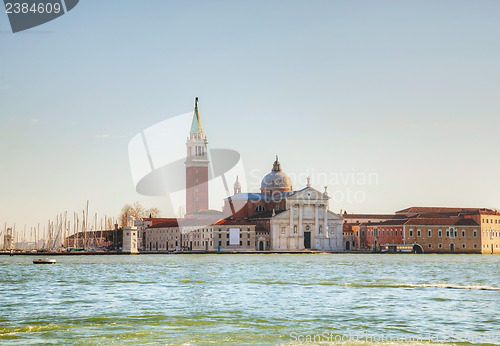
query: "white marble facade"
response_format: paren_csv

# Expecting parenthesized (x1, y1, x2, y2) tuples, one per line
(269, 187, 343, 251)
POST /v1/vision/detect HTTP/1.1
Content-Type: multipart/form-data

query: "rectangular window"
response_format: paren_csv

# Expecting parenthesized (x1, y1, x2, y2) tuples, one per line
(438, 243, 442, 248)
(409, 230, 413, 237)
(226, 241, 229, 246)
(229, 228, 240, 245)
(462, 230, 465, 237)
(247, 241, 250, 246)
(474, 244, 477, 248)
(428, 230, 432, 237)
(438, 230, 442, 237)
(417, 229, 421, 237)
(446, 231, 449, 237)
(462, 243, 466, 248)
(473, 230, 477, 237)
(428, 244, 432, 248)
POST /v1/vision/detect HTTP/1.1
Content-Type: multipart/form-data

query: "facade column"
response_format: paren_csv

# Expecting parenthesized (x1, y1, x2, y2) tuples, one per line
(323, 205, 329, 249)
(289, 203, 294, 235)
(313, 204, 319, 249)
(323, 205, 328, 237)
(298, 203, 303, 237)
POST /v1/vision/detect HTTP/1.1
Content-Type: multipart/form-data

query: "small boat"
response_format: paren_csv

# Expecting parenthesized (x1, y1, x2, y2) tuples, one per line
(33, 258, 57, 264)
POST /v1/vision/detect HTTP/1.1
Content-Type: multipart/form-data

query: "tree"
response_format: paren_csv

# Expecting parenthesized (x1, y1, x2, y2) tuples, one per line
(119, 202, 161, 227)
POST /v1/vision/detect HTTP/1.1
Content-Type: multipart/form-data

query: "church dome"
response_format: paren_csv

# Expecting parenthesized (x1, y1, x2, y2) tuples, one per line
(260, 157, 293, 195)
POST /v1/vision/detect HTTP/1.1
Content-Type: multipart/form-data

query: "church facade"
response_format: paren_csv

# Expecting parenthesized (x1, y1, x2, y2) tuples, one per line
(223, 158, 344, 251)
(139, 99, 344, 252)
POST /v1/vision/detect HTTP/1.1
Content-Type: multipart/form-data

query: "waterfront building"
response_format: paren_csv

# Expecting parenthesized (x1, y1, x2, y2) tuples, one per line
(404, 217, 481, 253)
(122, 222, 139, 254)
(223, 158, 344, 251)
(467, 209, 500, 254)
(354, 207, 499, 254)
(138, 101, 343, 253)
(141, 218, 259, 252)
(397, 207, 500, 254)
(342, 223, 356, 250)
(362, 219, 406, 251)
(140, 157, 344, 252)
(342, 213, 399, 250)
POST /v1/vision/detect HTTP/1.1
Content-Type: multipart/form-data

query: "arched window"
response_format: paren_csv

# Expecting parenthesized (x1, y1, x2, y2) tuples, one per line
(255, 205, 266, 212)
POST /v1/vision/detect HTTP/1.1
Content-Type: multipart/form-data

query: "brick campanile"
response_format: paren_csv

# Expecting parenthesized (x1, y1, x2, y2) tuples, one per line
(185, 97, 209, 215)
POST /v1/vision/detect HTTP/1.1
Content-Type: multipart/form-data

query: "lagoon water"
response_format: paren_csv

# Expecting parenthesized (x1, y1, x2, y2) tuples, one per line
(0, 254, 499, 345)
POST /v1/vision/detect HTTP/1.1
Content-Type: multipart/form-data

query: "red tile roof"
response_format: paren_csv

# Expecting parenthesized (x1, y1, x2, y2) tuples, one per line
(149, 219, 179, 228)
(343, 214, 396, 219)
(213, 219, 254, 226)
(404, 217, 479, 226)
(149, 218, 220, 228)
(396, 207, 480, 214)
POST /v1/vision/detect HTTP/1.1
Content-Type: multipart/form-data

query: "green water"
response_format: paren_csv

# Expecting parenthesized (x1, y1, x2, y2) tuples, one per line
(0, 254, 499, 345)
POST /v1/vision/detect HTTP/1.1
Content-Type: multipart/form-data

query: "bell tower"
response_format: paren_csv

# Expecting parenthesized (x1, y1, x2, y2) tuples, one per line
(185, 97, 210, 215)
(234, 176, 242, 195)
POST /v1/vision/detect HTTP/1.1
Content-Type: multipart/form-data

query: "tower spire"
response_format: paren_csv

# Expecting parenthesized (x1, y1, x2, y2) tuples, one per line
(190, 97, 203, 133)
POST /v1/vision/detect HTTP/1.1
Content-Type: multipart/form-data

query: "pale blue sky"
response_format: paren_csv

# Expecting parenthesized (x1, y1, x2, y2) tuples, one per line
(1, 0, 499, 230)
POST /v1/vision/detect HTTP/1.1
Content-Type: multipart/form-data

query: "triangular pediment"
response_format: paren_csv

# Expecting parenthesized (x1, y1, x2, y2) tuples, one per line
(288, 186, 329, 201)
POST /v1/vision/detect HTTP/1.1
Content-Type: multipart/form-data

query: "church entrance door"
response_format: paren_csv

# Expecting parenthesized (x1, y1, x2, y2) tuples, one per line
(259, 241, 264, 251)
(304, 232, 311, 249)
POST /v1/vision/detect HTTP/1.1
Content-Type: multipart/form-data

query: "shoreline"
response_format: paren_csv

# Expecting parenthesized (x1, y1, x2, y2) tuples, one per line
(0, 250, 491, 255)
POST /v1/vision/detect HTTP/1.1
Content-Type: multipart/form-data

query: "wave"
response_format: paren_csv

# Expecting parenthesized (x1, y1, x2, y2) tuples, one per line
(343, 282, 500, 291)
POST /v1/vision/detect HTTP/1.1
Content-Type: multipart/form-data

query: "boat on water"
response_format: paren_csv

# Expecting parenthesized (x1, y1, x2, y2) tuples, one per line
(33, 258, 57, 264)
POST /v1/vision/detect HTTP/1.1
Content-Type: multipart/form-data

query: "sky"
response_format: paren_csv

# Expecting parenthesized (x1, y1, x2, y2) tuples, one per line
(1, 0, 499, 234)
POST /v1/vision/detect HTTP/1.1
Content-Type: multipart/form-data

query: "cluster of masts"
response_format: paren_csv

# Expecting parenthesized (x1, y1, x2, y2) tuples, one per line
(1, 201, 118, 252)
